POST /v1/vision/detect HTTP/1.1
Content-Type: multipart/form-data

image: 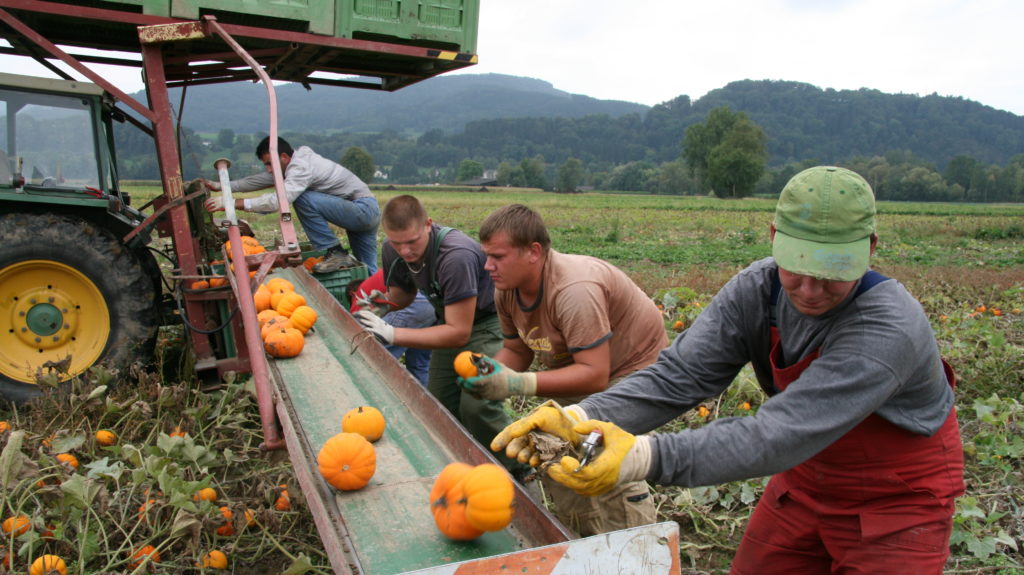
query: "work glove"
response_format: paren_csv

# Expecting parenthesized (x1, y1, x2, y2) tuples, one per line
(204, 196, 225, 212)
(354, 309, 394, 344)
(548, 419, 652, 497)
(491, 400, 586, 467)
(354, 289, 393, 317)
(458, 356, 537, 400)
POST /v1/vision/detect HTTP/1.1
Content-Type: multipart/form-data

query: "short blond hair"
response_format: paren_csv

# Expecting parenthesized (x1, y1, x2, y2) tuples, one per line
(382, 195, 428, 231)
(479, 204, 550, 253)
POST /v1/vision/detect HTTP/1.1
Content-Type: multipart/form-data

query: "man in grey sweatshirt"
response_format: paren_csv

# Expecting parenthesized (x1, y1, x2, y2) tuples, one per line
(204, 137, 379, 273)
(492, 166, 964, 574)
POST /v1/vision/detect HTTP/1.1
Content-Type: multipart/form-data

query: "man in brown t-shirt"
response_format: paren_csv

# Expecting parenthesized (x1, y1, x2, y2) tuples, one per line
(463, 204, 668, 536)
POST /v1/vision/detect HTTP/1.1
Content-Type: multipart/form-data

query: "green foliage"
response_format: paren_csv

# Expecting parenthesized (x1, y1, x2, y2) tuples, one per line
(456, 159, 484, 182)
(340, 146, 375, 184)
(683, 107, 768, 198)
(555, 157, 584, 193)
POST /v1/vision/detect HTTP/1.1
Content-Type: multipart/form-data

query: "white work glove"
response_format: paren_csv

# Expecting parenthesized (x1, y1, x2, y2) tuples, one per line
(204, 196, 225, 212)
(354, 289, 393, 317)
(354, 309, 394, 344)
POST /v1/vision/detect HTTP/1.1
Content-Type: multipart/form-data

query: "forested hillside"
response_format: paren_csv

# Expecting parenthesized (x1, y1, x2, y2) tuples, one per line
(114, 75, 1024, 202)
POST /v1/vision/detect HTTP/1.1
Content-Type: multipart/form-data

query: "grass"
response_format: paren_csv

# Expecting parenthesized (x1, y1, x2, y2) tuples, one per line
(2, 187, 1022, 574)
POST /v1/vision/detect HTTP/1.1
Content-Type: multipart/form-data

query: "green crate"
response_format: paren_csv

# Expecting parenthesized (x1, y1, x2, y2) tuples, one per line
(304, 249, 369, 308)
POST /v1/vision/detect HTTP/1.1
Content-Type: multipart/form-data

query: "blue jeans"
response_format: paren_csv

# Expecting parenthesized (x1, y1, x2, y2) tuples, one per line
(384, 293, 435, 386)
(293, 193, 380, 274)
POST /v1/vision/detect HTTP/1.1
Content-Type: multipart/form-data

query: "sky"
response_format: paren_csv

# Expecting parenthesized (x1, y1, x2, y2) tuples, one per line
(1, 0, 1021, 116)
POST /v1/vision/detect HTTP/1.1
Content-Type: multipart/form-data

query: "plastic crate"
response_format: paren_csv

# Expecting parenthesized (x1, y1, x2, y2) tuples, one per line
(303, 249, 369, 308)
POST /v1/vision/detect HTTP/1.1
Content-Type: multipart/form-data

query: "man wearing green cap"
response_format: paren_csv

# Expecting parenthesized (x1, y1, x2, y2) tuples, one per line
(491, 166, 964, 573)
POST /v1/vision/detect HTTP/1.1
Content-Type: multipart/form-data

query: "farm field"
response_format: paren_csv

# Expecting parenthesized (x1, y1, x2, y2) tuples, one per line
(1, 187, 1021, 574)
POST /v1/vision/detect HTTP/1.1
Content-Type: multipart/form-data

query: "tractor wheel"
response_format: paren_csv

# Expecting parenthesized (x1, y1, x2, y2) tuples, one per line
(0, 212, 159, 402)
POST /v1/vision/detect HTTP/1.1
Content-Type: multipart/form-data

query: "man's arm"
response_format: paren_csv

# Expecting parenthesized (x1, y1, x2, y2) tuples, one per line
(391, 296, 476, 350)
(534, 341, 611, 397)
(493, 337, 534, 371)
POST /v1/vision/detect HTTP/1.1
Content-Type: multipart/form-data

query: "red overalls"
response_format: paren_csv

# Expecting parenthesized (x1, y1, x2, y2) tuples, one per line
(731, 297, 965, 574)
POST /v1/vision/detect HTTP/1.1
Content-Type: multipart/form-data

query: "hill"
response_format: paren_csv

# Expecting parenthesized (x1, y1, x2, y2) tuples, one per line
(159, 73, 648, 135)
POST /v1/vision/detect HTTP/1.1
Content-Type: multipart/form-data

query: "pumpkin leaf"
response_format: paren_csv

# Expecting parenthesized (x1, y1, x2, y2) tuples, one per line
(0, 430, 26, 488)
(168, 508, 202, 544)
(280, 553, 316, 575)
(60, 474, 102, 509)
(86, 384, 108, 401)
(84, 456, 126, 481)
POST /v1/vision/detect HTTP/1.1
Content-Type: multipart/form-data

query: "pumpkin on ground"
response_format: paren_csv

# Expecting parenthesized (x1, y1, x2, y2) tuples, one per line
(2, 514, 31, 536)
(55, 453, 79, 469)
(288, 305, 318, 334)
(341, 406, 386, 442)
(199, 550, 228, 569)
(129, 545, 160, 569)
(429, 462, 484, 540)
(95, 429, 117, 446)
(30, 555, 66, 575)
(462, 463, 515, 532)
(317, 432, 376, 491)
(214, 506, 235, 536)
(264, 327, 304, 358)
(193, 487, 217, 502)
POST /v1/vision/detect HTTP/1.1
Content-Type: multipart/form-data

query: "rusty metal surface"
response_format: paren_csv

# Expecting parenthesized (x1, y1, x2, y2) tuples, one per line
(269, 267, 571, 575)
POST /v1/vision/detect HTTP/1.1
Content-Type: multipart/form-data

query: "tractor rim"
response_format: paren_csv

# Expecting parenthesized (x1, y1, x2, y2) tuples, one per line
(0, 260, 110, 384)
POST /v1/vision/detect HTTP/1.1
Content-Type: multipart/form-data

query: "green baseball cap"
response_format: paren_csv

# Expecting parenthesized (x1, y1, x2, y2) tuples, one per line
(772, 166, 876, 281)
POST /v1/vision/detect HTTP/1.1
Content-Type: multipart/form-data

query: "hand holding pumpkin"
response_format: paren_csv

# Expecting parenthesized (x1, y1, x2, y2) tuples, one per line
(547, 419, 652, 497)
(458, 356, 537, 400)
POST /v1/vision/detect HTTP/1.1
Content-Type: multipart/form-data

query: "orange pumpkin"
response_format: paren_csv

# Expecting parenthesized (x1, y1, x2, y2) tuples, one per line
(30, 555, 66, 575)
(274, 291, 307, 317)
(2, 514, 31, 536)
(453, 351, 484, 378)
(265, 277, 294, 294)
(56, 453, 79, 469)
(302, 256, 323, 272)
(462, 463, 515, 532)
(129, 545, 161, 569)
(288, 305, 318, 334)
(209, 277, 228, 288)
(191, 279, 210, 290)
(257, 309, 282, 328)
(214, 506, 234, 536)
(254, 285, 273, 312)
(95, 429, 117, 446)
(264, 327, 304, 358)
(261, 316, 292, 340)
(341, 406, 386, 442)
(317, 432, 376, 491)
(429, 462, 484, 540)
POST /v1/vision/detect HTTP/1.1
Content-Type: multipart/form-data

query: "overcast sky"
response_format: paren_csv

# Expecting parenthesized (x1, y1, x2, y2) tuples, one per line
(2, 0, 1021, 116)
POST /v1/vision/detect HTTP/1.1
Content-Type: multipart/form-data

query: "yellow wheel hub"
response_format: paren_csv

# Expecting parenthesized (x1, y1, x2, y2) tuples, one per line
(0, 260, 110, 384)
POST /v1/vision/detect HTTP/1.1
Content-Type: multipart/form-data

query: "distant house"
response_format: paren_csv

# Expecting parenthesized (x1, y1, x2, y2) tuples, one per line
(458, 176, 498, 187)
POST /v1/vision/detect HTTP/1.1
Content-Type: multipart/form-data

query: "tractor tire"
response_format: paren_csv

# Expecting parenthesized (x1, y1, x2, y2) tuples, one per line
(0, 212, 159, 402)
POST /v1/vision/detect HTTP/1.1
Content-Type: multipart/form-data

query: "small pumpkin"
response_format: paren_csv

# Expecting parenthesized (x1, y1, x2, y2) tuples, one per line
(137, 499, 157, 523)
(265, 277, 295, 294)
(30, 555, 66, 575)
(288, 305, 318, 334)
(341, 406, 386, 442)
(169, 426, 188, 438)
(0, 421, 10, 433)
(95, 429, 117, 446)
(129, 545, 161, 569)
(261, 315, 292, 340)
(191, 279, 210, 290)
(317, 432, 376, 491)
(302, 256, 323, 272)
(274, 291, 307, 317)
(209, 277, 228, 288)
(274, 493, 291, 511)
(193, 487, 217, 502)
(2, 514, 31, 536)
(56, 453, 79, 469)
(254, 285, 273, 312)
(257, 309, 282, 328)
(453, 350, 484, 378)
(430, 462, 483, 540)
(462, 463, 515, 532)
(214, 506, 234, 536)
(264, 327, 304, 358)
(199, 550, 229, 569)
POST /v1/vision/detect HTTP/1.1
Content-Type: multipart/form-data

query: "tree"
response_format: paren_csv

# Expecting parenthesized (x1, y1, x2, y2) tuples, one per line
(682, 107, 768, 197)
(556, 157, 584, 193)
(340, 146, 376, 183)
(456, 159, 484, 183)
(216, 128, 235, 150)
(519, 156, 547, 190)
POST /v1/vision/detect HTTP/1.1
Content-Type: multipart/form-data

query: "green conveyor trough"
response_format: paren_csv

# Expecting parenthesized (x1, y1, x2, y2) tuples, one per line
(266, 267, 681, 575)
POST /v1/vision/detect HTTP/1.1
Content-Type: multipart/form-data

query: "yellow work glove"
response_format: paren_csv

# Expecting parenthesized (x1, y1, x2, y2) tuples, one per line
(490, 399, 586, 466)
(547, 419, 652, 497)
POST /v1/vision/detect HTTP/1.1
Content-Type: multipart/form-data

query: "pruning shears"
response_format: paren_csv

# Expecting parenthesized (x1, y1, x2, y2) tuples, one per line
(574, 429, 603, 472)
(355, 289, 397, 314)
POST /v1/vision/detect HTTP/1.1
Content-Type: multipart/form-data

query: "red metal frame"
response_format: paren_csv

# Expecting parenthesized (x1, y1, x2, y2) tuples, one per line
(0, 0, 477, 450)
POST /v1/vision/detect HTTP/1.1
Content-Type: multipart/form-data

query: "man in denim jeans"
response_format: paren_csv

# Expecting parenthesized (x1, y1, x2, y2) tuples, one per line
(204, 137, 380, 273)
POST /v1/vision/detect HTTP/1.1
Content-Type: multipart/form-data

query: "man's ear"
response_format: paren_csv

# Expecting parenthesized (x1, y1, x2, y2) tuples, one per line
(528, 241, 543, 263)
(869, 233, 878, 256)
(769, 223, 776, 241)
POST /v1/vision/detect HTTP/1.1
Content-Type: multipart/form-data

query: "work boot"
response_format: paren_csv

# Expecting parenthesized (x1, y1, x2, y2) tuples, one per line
(312, 246, 360, 274)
